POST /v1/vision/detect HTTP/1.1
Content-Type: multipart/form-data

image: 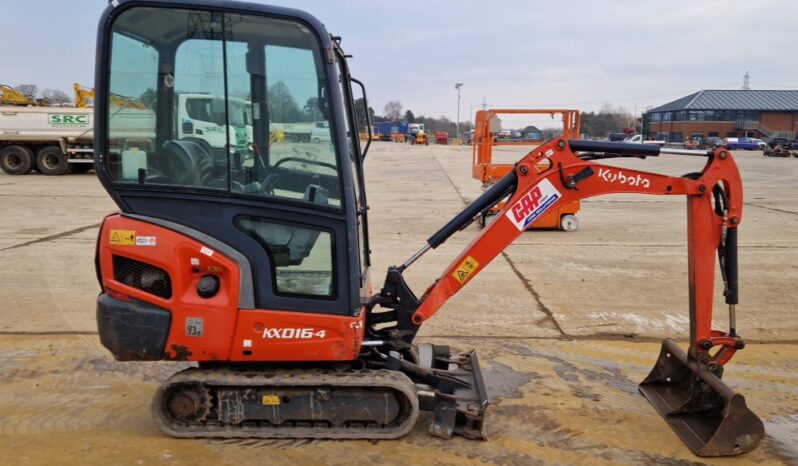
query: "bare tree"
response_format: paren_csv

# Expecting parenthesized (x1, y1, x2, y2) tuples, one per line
(383, 100, 402, 121)
(14, 84, 38, 98)
(42, 89, 72, 104)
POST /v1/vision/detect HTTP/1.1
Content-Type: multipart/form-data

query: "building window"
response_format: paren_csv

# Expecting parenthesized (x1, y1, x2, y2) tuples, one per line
(650, 113, 661, 122)
(726, 131, 737, 137)
(662, 112, 672, 122)
(669, 132, 683, 142)
(708, 132, 719, 137)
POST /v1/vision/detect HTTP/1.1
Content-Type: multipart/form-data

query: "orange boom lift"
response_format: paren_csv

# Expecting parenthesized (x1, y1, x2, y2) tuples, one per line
(94, 0, 763, 457)
(472, 109, 582, 229)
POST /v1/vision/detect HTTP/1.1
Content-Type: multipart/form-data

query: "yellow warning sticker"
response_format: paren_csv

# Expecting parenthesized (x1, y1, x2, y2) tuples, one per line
(452, 256, 480, 283)
(109, 229, 136, 246)
(262, 395, 281, 406)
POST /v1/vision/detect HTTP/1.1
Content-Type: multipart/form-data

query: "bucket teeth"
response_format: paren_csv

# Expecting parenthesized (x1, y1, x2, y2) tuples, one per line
(639, 339, 764, 457)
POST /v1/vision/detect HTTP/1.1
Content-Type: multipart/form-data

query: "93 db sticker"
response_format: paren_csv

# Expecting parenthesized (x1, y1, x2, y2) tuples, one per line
(506, 179, 561, 230)
(185, 318, 204, 337)
(452, 256, 480, 284)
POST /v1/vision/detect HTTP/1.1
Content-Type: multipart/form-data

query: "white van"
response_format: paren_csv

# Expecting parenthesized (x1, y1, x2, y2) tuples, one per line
(311, 121, 331, 143)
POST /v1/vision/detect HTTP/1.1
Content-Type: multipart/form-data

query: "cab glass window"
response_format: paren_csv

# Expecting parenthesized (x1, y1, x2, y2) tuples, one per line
(106, 7, 340, 207)
(237, 216, 335, 298)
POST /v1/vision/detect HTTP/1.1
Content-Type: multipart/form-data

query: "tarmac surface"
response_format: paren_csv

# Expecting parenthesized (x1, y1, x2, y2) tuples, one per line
(0, 142, 796, 465)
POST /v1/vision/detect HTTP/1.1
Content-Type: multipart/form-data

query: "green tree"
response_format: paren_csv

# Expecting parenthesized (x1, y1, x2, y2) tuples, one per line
(303, 97, 320, 121)
(138, 88, 157, 108)
(404, 109, 415, 123)
(268, 81, 305, 123)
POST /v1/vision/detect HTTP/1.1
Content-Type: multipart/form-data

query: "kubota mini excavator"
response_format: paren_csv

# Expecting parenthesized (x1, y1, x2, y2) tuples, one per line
(94, 0, 763, 457)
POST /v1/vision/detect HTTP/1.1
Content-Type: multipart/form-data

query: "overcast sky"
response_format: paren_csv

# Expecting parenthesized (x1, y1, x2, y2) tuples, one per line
(5, 0, 798, 122)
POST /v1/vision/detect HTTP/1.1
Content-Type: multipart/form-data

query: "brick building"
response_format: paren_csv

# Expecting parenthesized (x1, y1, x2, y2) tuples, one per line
(644, 90, 798, 144)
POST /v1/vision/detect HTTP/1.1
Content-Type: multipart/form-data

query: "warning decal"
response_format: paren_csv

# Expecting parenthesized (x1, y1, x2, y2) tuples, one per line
(452, 256, 480, 284)
(109, 229, 136, 246)
(262, 395, 281, 406)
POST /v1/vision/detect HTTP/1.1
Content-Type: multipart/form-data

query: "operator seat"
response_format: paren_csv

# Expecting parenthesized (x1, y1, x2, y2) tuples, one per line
(237, 183, 330, 267)
(161, 140, 222, 187)
(285, 183, 329, 263)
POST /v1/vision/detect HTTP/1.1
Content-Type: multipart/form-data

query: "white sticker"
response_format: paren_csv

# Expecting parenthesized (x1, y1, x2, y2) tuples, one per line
(243, 339, 252, 348)
(545, 149, 555, 157)
(190, 257, 200, 266)
(200, 246, 214, 257)
(505, 179, 562, 231)
(185, 318, 204, 337)
(135, 236, 157, 246)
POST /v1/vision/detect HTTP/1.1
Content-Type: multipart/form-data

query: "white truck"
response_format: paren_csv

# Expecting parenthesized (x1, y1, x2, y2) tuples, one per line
(623, 134, 666, 146)
(0, 93, 256, 176)
(0, 106, 96, 175)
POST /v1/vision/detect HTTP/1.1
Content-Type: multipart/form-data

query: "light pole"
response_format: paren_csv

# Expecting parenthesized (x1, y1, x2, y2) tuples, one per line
(455, 83, 463, 142)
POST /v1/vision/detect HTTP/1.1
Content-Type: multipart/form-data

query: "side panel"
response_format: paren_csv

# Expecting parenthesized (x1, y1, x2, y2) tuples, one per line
(229, 310, 365, 362)
(99, 214, 240, 361)
(97, 214, 365, 362)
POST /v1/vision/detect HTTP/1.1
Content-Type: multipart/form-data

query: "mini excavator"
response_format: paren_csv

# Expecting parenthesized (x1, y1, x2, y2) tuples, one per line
(94, 0, 763, 457)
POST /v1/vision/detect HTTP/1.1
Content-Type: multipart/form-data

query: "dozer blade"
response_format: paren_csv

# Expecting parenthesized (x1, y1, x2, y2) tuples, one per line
(639, 338, 764, 457)
(414, 345, 489, 440)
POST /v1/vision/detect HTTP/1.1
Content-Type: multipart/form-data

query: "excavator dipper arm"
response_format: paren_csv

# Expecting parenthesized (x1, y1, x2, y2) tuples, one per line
(370, 139, 763, 456)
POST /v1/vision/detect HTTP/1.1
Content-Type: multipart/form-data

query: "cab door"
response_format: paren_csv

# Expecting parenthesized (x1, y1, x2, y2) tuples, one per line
(96, 4, 363, 319)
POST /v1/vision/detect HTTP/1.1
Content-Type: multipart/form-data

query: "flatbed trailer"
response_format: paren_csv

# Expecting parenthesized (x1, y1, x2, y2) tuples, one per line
(472, 108, 582, 230)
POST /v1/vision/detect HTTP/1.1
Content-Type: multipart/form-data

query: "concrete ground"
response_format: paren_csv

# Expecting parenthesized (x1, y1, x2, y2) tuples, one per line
(0, 143, 796, 465)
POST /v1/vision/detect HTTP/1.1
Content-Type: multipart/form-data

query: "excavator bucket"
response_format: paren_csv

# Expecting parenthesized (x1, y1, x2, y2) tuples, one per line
(639, 339, 764, 457)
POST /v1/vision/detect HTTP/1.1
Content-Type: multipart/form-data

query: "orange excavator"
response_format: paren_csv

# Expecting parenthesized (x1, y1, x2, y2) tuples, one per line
(473, 109, 582, 230)
(93, 0, 763, 457)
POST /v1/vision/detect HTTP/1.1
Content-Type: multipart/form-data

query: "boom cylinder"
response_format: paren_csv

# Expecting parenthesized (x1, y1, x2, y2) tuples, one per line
(427, 170, 518, 249)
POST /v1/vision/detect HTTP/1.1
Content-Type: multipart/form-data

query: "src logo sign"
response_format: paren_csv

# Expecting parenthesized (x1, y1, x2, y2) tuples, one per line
(48, 113, 90, 127)
(506, 179, 562, 231)
(598, 168, 651, 189)
(262, 328, 327, 339)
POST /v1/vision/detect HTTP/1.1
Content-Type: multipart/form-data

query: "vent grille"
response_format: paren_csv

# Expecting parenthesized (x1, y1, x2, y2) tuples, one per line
(112, 255, 172, 299)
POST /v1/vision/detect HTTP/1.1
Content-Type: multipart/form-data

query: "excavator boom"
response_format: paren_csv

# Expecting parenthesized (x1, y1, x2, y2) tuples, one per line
(368, 139, 763, 456)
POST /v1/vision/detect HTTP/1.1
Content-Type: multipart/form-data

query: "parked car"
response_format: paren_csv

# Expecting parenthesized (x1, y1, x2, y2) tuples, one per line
(310, 121, 331, 143)
(749, 138, 768, 149)
(767, 137, 797, 150)
(704, 137, 724, 149)
(724, 137, 761, 150)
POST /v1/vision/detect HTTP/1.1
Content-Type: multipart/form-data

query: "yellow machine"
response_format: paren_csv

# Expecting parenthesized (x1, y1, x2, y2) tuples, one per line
(0, 84, 36, 106)
(74, 82, 146, 109)
(410, 130, 429, 145)
(73, 83, 95, 108)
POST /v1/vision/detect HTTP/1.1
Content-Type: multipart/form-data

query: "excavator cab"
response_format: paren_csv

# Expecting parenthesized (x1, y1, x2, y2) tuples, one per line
(95, 1, 369, 325)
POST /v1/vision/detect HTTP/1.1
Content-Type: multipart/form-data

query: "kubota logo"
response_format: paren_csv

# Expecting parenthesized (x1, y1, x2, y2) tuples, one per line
(598, 168, 651, 189)
(262, 328, 327, 339)
(506, 179, 561, 230)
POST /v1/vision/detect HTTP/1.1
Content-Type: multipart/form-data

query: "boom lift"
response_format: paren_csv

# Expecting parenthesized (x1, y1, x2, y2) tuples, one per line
(93, 0, 763, 457)
(473, 109, 582, 230)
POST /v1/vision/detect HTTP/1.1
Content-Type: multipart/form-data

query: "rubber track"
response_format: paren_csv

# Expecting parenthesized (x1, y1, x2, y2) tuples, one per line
(151, 367, 420, 439)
